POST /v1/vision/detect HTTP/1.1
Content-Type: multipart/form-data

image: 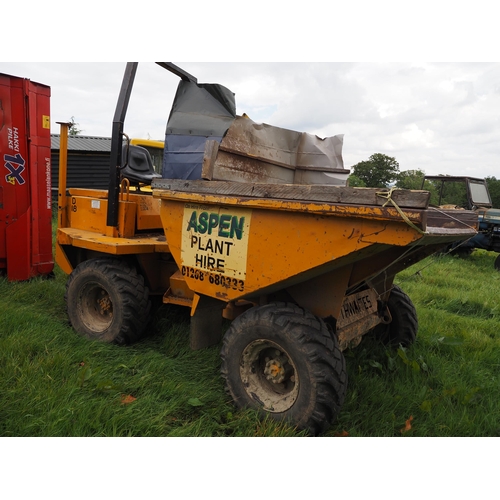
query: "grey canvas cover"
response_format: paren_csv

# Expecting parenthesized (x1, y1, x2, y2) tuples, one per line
(162, 80, 236, 180)
(165, 80, 236, 136)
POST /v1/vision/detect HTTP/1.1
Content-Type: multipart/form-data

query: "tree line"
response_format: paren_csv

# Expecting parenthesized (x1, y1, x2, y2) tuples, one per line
(348, 153, 500, 208)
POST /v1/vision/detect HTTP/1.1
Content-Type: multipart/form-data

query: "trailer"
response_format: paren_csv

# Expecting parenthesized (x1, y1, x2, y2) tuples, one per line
(423, 175, 500, 268)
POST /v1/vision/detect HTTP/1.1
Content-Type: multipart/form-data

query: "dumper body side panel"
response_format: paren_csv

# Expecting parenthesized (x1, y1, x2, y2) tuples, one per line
(157, 192, 426, 326)
(154, 179, 477, 327)
(160, 198, 424, 303)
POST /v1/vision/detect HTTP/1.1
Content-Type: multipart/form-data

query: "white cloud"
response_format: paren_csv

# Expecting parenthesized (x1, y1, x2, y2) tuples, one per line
(2, 61, 500, 178)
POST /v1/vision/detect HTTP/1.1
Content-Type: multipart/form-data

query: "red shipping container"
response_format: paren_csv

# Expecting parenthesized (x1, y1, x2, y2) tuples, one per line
(0, 72, 54, 281)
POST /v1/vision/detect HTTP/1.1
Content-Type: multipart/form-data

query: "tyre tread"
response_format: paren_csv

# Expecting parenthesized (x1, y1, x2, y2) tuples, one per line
(383, 285, 418, 347)
(65, 258, 151, 344)
(221, 302, 348, 435)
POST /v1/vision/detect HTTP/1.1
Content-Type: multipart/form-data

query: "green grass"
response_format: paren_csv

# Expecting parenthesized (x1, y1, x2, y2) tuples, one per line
(1, 248, 500, 437)
(334, 250, 500, 437)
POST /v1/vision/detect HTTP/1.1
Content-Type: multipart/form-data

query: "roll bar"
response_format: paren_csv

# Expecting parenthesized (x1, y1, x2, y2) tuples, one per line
(106, 62, 197, 227)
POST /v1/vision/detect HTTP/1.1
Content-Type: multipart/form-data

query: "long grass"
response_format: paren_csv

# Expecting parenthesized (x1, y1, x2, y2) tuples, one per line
(334, 250, 500, 437)
(1, 245, 500, 437)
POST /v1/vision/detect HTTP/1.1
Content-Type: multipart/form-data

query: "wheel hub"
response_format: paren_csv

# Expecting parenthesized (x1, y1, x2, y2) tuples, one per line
(97, 290, 112, 314)
(79, 282, 113, 332)
(240, 340, 299, 413)
(264, 351, 289, 384)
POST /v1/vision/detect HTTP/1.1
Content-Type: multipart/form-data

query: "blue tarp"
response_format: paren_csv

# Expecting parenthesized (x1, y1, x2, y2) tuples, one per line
(162, 80, 236, 180)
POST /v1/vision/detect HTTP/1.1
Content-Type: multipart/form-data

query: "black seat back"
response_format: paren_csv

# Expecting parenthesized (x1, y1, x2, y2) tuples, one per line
(121, 144, 161, 185)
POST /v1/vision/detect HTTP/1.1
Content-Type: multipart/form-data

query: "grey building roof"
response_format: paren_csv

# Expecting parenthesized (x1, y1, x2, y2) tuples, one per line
(51, 134, 111, 152)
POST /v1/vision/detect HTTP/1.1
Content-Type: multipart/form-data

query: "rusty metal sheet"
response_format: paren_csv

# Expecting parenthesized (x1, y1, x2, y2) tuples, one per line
(210, 150, 296, 185)
(217, 115, 348, 185)
(221, 115, 345, 170)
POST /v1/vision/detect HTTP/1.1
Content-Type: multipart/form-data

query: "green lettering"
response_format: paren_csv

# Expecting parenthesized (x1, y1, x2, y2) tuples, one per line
(198, 212, 209, 234)
(218, 214, 231, 237)
(230, 216, 245, 240)
(208, 213, 219, 235)
(187, 211, 198, 232)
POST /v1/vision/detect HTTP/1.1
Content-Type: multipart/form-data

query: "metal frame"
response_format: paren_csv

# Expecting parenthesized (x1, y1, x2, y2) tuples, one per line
(106, 62, 197, 227)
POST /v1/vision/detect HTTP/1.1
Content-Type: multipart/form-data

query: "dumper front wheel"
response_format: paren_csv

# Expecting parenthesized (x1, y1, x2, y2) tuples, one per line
(221, 303, 347, 435)
(65, 258, 151, 345)
(377, 285, 418, 347)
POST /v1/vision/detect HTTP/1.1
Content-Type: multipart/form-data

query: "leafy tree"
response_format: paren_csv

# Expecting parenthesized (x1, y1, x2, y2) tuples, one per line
(395, 169, 426, 190)
(347, 174, 366, 187)
(68, 116, 82, 136)
(350, 153, 399, 188)
(446, 182, 469, 207)
(485, 176, 500, 207)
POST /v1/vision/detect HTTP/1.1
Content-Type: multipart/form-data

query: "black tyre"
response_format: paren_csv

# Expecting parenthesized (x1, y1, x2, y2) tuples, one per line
(220, 302, 347, 435)
(376, 285, 418, 347)
(494, 254, 500, 271)
(65, 258, 151, 345)
(452, 246, 474, 258)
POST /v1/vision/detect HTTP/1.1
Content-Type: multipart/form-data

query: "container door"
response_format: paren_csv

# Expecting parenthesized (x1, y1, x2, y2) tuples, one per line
(0, 72, 53, 281)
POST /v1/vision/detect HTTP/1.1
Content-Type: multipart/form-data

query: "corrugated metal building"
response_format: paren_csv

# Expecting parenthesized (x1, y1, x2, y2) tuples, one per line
(51, 135, 111, 192)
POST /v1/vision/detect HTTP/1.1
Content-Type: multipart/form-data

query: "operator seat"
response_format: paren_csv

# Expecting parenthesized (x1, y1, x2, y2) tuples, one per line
(121, 144, 161, 185)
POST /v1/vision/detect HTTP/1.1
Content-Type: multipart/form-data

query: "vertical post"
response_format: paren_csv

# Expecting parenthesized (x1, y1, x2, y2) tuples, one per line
(106, 63, 138, 227)
(57, 122, 70, 228)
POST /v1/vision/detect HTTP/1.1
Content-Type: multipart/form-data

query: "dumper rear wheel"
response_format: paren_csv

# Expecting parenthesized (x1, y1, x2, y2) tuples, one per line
(65, 258, 151, 345)
(221, 302, 347, 435)
(376, 285, 418, 347)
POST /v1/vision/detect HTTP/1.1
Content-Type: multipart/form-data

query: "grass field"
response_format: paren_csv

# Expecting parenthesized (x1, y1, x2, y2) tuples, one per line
(1, 246, 500, 438)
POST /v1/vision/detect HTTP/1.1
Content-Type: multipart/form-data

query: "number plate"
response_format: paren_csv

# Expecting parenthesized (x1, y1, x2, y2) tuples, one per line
(337, 289, 378, 329)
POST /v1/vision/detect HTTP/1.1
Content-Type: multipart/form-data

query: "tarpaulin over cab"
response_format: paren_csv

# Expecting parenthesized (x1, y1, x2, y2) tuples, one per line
(162, 80, 236, 180)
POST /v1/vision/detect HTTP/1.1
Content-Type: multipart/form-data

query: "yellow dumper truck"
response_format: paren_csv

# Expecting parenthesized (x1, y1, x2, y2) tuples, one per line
(56, 63, 478, 434)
